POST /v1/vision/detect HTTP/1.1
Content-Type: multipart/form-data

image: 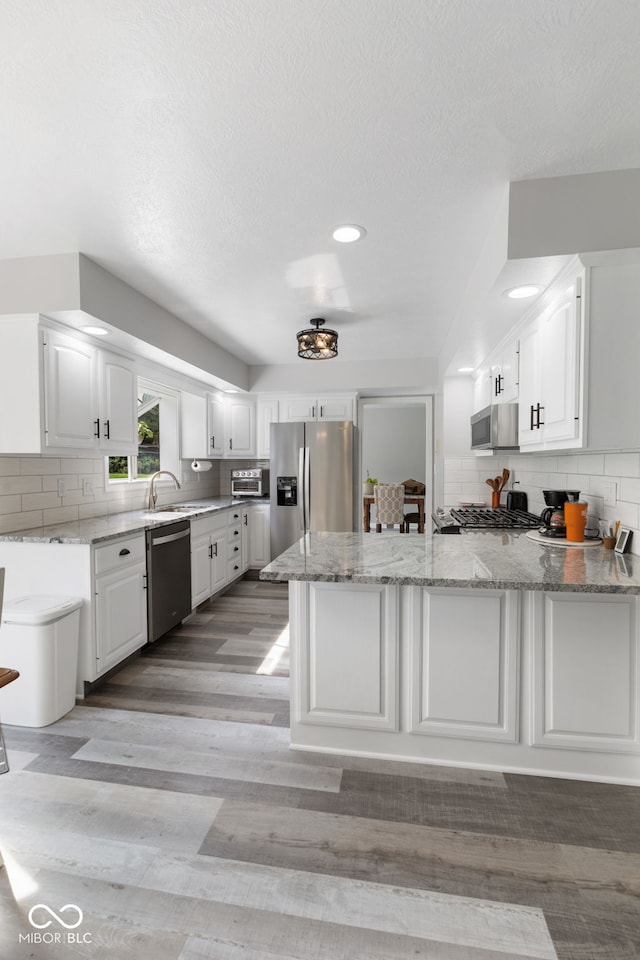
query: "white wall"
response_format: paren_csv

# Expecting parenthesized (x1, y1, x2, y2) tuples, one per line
(508, 169, 640, 259)
(443, 377, 474, 456)
(249, 357, 438, 394)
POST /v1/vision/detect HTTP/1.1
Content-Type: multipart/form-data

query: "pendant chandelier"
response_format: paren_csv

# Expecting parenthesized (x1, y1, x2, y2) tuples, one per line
(296, 318, 338, 360)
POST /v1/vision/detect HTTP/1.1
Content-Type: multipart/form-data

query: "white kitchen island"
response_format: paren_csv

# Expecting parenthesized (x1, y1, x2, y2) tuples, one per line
(261, 531, 640, 785)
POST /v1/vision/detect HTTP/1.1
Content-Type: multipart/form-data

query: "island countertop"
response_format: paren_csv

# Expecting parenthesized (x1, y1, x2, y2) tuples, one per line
(260, 531, 640, 594)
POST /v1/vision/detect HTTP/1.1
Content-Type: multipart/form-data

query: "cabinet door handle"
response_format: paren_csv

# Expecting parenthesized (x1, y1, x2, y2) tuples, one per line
(104, 419, 110, 439)
(119, 548, 130, 556)
(320, 405, 323, 417)
(312, 406, 315, 418)
(529, 405, 536, 431)
(143, 573, 148, 590)
(94, 418, 100, 439)
(211, 436, 215, 449)
(243, 514, 248, 525)
(495, 375, 503, 396)
(229, 438, 233, 450)
(208, 544, 213, 559)
(537, 404, 545, 427)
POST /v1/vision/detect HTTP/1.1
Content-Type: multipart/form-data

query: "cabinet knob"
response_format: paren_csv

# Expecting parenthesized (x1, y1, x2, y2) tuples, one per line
(119, 548, 130, 556)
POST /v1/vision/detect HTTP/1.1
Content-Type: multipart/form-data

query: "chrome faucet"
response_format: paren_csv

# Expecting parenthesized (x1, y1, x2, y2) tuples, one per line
(148, 470, 181, 511)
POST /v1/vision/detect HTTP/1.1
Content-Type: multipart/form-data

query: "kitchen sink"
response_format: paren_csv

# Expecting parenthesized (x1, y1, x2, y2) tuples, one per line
(143, 504, 207, 518)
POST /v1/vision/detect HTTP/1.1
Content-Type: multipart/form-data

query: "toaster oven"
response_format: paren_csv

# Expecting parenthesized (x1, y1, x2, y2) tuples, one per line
(231, 468, 269, 497)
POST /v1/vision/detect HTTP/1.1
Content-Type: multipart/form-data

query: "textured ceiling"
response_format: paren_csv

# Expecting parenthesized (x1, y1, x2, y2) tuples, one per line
(2, 0, 640, 370)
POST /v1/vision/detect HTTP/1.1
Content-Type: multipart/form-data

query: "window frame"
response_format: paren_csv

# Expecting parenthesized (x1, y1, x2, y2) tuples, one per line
(106, 377, 180, 486)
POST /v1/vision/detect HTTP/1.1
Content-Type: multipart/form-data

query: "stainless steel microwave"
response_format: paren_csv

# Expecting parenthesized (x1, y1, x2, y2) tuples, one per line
(470, 403, 519, 451)
(231, 468, 269, 497)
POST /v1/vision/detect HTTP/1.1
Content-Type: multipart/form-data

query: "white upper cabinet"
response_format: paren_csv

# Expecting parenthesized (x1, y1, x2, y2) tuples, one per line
(256, 398, 279, 458)
(180, 390, 225, 459)
(279, 395, 356, 423)
(226, 396, 256, 457)
(98, 350, 138, 453)
(489, 336, 519, 405)
(181, 392, 256, 459)
(43, 327, 98, 449)
(207, 393, 225, 456)
(0, 317, 137, 455)
(472, 367, 492, 414)
(518, 268, 584, 451)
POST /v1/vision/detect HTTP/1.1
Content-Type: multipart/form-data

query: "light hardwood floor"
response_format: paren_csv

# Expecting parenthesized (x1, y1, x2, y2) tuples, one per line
(1, 576, 639, 958)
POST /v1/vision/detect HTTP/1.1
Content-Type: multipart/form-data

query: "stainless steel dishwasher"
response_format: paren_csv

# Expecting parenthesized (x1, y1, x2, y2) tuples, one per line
(145, 519, 192, 642)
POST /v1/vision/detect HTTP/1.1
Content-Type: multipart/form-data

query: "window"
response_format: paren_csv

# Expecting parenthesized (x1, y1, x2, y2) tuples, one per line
(107, 379, 179, 483)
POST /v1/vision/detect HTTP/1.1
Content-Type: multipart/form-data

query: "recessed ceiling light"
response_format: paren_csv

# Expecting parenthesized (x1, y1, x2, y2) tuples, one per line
(80, 325, 109, 336)
(504, 285, 541, 300)
(332, 224, 366, 243)
(226, 389, 238, 393)
(457, 367, 474, 374)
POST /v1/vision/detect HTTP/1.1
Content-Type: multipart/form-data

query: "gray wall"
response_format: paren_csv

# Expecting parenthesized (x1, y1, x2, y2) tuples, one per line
(361, 405, 426, 486)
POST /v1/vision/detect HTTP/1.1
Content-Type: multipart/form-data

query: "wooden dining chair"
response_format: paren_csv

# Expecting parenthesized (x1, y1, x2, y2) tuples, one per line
(373, 483, 406, 532)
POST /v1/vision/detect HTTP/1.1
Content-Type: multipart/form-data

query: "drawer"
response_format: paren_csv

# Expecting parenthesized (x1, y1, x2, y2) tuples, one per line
(228, 523, 242, 543)
(95, 534, 146, 576)
(228, 557, 242, 579)
(227, 508, 243, 526)
(191, 512, 227, 539)
(227, 539, 242, 561)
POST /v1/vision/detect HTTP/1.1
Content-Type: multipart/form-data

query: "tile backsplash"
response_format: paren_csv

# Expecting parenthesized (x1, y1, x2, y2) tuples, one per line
(444, 451, 640, 555)
(0, 456, 224, 533)
(0, 455, 273, 534)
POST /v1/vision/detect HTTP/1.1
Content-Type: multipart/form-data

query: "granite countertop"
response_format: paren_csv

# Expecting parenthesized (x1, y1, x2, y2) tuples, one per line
(260, 531, 640, 594)
(0, 498, 248, 545)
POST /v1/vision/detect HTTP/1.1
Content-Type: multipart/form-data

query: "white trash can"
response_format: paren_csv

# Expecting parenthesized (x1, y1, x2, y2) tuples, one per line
(0, 596, 82, 727)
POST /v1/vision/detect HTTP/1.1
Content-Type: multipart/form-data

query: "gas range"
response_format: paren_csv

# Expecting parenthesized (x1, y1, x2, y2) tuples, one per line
(432, 507, 542, 534)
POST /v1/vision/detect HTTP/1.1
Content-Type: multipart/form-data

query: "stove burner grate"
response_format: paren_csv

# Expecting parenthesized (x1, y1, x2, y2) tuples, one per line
(448, 508, 541, 529)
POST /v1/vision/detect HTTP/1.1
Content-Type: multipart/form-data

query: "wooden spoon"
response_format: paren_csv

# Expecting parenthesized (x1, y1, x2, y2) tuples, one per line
(485, 478, 498, 490)
(499, 468, 510, 492)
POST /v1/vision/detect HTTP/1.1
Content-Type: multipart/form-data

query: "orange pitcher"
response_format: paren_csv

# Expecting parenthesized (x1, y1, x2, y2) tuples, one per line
(564, 500, 588, 542)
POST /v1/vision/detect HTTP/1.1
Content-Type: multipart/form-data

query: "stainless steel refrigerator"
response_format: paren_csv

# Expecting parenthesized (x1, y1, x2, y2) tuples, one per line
(270, 420, 354, 558)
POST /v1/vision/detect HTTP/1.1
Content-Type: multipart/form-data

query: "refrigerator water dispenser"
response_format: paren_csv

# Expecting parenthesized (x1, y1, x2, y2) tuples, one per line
(277, 476, 297, 506)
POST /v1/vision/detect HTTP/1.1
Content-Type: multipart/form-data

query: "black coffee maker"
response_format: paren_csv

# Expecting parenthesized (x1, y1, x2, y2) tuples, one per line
(540, 490, 581, 538)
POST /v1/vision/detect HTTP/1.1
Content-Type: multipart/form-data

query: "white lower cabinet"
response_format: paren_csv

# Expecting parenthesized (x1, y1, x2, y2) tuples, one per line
(93, 534, 147, 676)
(190, 514, 227, 607)
(248, 502, 271, 568)
(227, 507, 244, 580)
(531, 591, 640, 753)
(241, 506, 250, 573)
(294, 581, 399, 731)
(95, 537, 147, 676)
(286, 580, 640, 783)
(409, 587, 520, 742)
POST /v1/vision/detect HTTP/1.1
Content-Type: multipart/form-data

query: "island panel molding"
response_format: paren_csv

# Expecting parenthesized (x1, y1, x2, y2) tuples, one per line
(294, 581, 399, 731)
(263, 532, 640, 784)
(531, 591, 640, 754)
(409, 588, 520, 743)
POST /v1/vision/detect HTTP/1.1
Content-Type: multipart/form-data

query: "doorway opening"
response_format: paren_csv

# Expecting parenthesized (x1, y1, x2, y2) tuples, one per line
(358, 396, 434, 531)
